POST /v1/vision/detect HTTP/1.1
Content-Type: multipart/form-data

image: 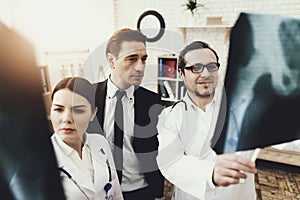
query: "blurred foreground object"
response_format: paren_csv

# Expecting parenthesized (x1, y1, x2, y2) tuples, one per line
(0, 22, 65, 199)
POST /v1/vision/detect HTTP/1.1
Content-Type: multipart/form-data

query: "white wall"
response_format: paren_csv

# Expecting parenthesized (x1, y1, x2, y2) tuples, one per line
(2, 0, 114, 60)
(0, 0, 115, 88)
(1, 0, 300, 90)
(114, 0, 300, 29)
(0, 0, 12, 27)
(113, 0, 300, 90)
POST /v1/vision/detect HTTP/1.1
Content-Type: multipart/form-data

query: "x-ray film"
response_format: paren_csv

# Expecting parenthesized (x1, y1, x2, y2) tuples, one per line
(213, 13, 300, 153)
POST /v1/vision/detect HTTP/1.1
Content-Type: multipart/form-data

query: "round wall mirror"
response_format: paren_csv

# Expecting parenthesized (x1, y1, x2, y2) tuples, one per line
(137, 10, 165, 42)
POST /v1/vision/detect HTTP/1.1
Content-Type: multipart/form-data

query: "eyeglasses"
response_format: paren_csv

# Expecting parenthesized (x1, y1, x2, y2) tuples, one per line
(183, 62, 220, 73)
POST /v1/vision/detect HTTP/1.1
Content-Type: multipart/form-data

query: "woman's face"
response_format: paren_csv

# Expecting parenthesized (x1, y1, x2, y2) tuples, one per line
(50, 89, 97, 143)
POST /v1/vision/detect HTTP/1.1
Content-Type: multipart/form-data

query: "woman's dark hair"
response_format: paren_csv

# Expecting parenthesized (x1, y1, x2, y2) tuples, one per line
(178, 41, 219, 74)
(51, 77, 96, 112)
(106, 28, 147, 58)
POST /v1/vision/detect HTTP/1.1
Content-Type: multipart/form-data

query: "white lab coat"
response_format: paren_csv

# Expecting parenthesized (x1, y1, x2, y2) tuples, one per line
(156, 93, 256, 200)
(51, 133, 123, 200)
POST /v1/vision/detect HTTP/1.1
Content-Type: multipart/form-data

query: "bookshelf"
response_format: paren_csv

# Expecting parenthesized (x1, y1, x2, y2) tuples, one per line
(39, 65, 51, 93)
(38, 65, 52, 129)
(157, 55, 186, 103)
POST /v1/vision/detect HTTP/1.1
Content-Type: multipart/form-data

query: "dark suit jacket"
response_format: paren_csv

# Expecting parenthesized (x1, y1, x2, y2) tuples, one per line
(88, 80, 164, 198)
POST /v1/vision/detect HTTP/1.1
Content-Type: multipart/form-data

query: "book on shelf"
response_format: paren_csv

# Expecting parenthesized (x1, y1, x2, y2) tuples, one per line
(39, 66, 51, 93)
(40, 68, 48, 93)
(178, 81, 186, 99)
(180, 86, 185, 99)
(158, 58, 177, 78)
(163, 81, 175, 99)
(159, 58, 163, 77)
(158, 81, 169, 98)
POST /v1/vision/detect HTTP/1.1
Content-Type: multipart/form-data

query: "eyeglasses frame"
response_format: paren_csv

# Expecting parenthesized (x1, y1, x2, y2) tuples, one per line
(183, 62, 220, 73)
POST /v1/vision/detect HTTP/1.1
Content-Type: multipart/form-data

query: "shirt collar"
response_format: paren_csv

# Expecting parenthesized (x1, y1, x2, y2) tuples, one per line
(183, 91, 218, 112)
(107, 76, 134, 99)
(54, 133, 89, 157)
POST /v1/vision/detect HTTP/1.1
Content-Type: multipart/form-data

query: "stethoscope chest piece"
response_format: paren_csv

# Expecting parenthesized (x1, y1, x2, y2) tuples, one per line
(104, 183, 112, 192)
(104, 183, 113, 200)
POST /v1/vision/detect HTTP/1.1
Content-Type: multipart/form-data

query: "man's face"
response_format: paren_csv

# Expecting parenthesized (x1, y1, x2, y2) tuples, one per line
(109, 41, 148, 90)
(180, 48, 219, 100)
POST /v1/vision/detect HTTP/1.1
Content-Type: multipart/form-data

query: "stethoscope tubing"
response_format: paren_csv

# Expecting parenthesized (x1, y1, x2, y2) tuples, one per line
(58, 157, 113, 200)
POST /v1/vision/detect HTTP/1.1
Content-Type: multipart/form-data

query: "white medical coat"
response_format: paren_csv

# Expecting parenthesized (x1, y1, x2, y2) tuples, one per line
(157, 93, 256, 200)
(51, 133, 123, 200)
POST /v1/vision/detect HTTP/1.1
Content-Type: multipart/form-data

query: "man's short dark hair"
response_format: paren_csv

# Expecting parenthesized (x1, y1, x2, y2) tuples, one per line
(178, 41, 219, 74)
(106, 28, 147, 58)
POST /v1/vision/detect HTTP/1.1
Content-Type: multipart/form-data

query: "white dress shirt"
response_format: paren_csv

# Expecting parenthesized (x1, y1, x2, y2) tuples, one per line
(224, 95, 251, 153)
(103, 78, 148, 192)
(54, 133, 94, 183)
(157, 89, 256, 200)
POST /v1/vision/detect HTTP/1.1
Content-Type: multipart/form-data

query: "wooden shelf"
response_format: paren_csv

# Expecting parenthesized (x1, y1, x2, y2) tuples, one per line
(258, 147, 300, 167)
(179, 25, 233, 44)
(158, 77, 177, 81)
(157, 54, 177, 59)
(178, 25, 233, 29)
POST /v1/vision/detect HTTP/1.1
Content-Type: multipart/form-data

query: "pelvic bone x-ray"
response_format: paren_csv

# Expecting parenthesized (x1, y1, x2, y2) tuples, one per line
(214, 13, 300, 153)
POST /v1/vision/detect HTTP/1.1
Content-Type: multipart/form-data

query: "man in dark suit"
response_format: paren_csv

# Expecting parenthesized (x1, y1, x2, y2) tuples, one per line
(88, 28, 164, 200)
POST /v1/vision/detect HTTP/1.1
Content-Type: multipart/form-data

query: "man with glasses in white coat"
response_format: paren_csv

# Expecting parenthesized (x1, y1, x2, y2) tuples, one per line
(157, 41, 257, 200)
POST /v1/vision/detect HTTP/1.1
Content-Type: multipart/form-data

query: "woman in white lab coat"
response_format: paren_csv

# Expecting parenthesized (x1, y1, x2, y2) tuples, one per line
(50, 77, 123, 200)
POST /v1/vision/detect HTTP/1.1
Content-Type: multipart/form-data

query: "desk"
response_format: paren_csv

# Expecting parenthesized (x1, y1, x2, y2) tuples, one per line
(255, 147, 300, 200)
(161, 147, 300, 200)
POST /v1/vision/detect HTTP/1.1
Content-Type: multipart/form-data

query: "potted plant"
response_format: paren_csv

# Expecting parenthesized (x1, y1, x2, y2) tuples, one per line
(183, 0, 204, 16)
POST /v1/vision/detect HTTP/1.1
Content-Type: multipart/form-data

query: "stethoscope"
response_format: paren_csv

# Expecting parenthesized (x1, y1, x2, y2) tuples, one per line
(171, 94, 223, 149)
(169, 98, 215, 147)
(171, 99, 187, 111)
(165, 99, 188, 140)
(58, 157, 113, 200)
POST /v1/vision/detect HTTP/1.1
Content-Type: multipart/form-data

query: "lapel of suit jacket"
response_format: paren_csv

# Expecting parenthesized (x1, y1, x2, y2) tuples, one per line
(132, 86, 156, 154)
(95, 80, 108, 130)
(87, 136, 110, 188)
(133, 86, 161, 138)
(133, 86, 143, 139)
